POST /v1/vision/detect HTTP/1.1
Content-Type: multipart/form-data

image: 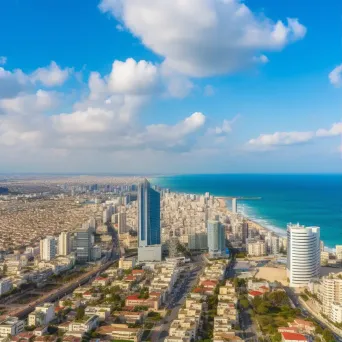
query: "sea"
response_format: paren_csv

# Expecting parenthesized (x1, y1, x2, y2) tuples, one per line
(151, 174, 342, 249)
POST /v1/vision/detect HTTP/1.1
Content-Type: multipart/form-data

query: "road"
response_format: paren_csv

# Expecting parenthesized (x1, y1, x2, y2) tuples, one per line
(2, 242, 120, 320)
(150, 256, 205, 341)
(284, 286, 342, 342)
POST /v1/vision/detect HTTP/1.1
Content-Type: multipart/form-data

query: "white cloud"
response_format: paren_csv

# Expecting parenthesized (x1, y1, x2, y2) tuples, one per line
(100, 0, 306, 77)
(0, 56, 7, 65)
(108, 58, 161, 94)
(30, 61, 72, 87)
(248, 131, 314, 148)
(316, 122, 342, 137)
(208, 115, 240, 135)
(329, 64, 342, 87)
(0, 90, 59, 115)
(247, 122, 342, 151)
(0, 67, 29, 99)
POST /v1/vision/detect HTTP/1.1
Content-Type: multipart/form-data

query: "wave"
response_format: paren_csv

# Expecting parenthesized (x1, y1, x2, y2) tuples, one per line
(237, 202, 287, 238)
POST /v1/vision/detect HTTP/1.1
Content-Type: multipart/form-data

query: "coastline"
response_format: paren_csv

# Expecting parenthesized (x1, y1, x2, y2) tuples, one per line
(217, 197, 283, 238)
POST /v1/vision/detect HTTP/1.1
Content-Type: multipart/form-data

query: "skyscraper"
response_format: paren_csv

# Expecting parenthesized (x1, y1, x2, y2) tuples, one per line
(232, 198, 237, 214)
(287, 223, 320, 287)
(138, 179, 161, 262)
(58, 231, 70, 256)
(138, 179, 160, 247)
(74, 227, 92, 263)
(207, 220, 225, 257)
(40, 236, 56, 261)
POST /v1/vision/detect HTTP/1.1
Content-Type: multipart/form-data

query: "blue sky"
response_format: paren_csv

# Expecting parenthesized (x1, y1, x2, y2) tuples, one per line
(0, 0, 341, 173)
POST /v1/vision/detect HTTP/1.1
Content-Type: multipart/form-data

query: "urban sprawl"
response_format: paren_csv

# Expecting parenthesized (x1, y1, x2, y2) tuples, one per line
(0, 176, 340, 342)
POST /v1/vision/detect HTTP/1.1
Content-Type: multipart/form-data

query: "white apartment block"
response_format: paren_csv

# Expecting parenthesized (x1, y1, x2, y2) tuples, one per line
(287, 223, 320, 287)
(58, 231, 70, 256)
(0, 317, 24, 337)
(40, 236, 56, 261)
(331, 302, 342, 323)
(321, 273, 342, 318)
(247, 239, 266, 256)
(28, 303, 55, 326)
(336, 245, 342, 260)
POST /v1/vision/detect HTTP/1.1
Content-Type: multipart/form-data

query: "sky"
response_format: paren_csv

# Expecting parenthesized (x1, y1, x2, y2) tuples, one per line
(0, 0, 341, 174)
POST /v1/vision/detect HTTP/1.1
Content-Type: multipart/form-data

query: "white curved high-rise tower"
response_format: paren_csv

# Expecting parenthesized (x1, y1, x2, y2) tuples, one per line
(287, 223, 320, 287)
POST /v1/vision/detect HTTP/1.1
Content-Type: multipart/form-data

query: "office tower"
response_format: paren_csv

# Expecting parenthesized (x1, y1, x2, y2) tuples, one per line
(138, 179, 161, 262)
(232, 198, 237, 214)
(89, 218, 96, 232)
(74, 227, 92, 263)
(207, 220, 225, 257)
(118, 212, 127, 234)
(40, 236, 56, 261)
(287, 223, 320, 287)
(58, 231, 70, 256)
(188, 233, 208, 250)
(138, 179, 160, 247)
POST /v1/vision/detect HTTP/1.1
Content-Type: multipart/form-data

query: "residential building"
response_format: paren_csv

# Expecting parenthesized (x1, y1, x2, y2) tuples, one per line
(40, 236, 56, 261)
(336, 245, 342, 260)
(286, 223, 320, 287)
(207, 220, 225, 257)
(28, 303, 55, 327)
(97, 324, 142, 342)
(0, 317, 24, 337)
(232, 198, 237, 214)
(0, 278, 13, 296)
(330, 302, 342, 323)
(58, 231, 70, 256)
(119, 257, 136, 270)
(138, 179, 161, 262)
(281, 332, 308, 342)
(247, 239, 266, 257)
(321, 273, 342, 318)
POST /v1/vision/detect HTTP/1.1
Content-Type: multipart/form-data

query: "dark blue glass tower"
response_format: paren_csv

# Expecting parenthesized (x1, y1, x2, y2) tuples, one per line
(138, 179, 161, 246)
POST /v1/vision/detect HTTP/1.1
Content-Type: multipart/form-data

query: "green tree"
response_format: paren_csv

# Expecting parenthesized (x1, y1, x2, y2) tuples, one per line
(322, 329, 334, 342)
(240, 299, 249, 309)
(75, 306, 85, 320)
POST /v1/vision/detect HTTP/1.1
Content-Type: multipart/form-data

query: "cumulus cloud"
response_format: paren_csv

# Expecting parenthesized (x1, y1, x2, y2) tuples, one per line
(0, 90, 59, 115)
(0, 56, 7, 65)
(30, 61, 73, 87)
(208, 115, 240, 135)
(100, 0, 306, 77)
(316, 122, 342, 137)
(329, 64, 342, 87)
(247, 122, 342, 150)
(108, 58, 161, 94)
(248, 131, 314, 148)
(0, 67, 29, 99)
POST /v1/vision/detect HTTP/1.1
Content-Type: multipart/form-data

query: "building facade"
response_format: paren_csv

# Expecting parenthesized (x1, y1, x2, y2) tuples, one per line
(207, 220, 225, 257)
(40, 236, 56, 261)
(74, 227, 92, 263)
(58, 231, 70, 256)
(287, 223, 320, 287)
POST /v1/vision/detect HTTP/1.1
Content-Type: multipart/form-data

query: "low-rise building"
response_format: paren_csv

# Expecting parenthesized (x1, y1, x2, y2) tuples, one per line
(281, 332, 308, 342)
(0, 278, 13, 296)
(28, 303, 55, 327)
(96, 324, 142, 342)
(0, 317, 25, 337)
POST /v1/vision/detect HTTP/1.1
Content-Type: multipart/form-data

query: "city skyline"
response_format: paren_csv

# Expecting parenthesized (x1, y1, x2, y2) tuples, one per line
(0, 0, 341, 174)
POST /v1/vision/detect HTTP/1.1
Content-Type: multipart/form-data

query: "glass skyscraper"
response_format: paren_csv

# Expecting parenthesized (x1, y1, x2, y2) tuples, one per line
(207, 220, 226, 257)
(138, 179, 161, 247)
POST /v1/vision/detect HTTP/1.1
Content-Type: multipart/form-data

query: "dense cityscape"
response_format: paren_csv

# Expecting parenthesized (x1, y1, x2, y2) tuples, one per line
(0, 176, 340, 342)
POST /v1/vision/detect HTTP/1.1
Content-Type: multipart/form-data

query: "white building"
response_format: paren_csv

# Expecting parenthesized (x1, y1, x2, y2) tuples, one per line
(336, 245, 342, 260)
(40, 236, 56, 261)
(58, 231, 70, 256)
(247, 239, 266, 257)
(321, 273, 342, 318)
(287, 223, 320, 287)
(331, 302, 342, 323)
(0, 317, 24, 337)
(28, 303, 55, 326)
(0, 278, 13, 296)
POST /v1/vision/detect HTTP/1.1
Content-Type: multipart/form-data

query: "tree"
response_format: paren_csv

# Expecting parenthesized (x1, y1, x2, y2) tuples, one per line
(322, 329, 334, 342)
(256, 302, 270, 315)
(240, 299, 249, 309)
(75, 306, 85, 320)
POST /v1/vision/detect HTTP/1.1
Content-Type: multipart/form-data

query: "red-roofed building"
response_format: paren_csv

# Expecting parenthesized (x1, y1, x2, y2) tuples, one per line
(124, 275, 135, 282)
(289, 319, 315, 334)
(125, 295, 160, 310)
(10, 332, 34, 342)
(200, 280, 218, 289)
(259, 285, 270, 293)
(248, 291, 263, 299)
(193, 287, 205, 294)
(132, 270, 144, 275)
(281, 332, 308, 342)
(278, 327, 300, 334)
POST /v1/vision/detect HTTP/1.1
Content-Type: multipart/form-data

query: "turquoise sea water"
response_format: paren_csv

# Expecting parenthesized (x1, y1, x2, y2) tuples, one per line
(151, 174, 342, 248)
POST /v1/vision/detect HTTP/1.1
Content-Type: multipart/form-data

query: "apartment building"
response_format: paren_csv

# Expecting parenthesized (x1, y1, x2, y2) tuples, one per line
(0, 317, 25, 337)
